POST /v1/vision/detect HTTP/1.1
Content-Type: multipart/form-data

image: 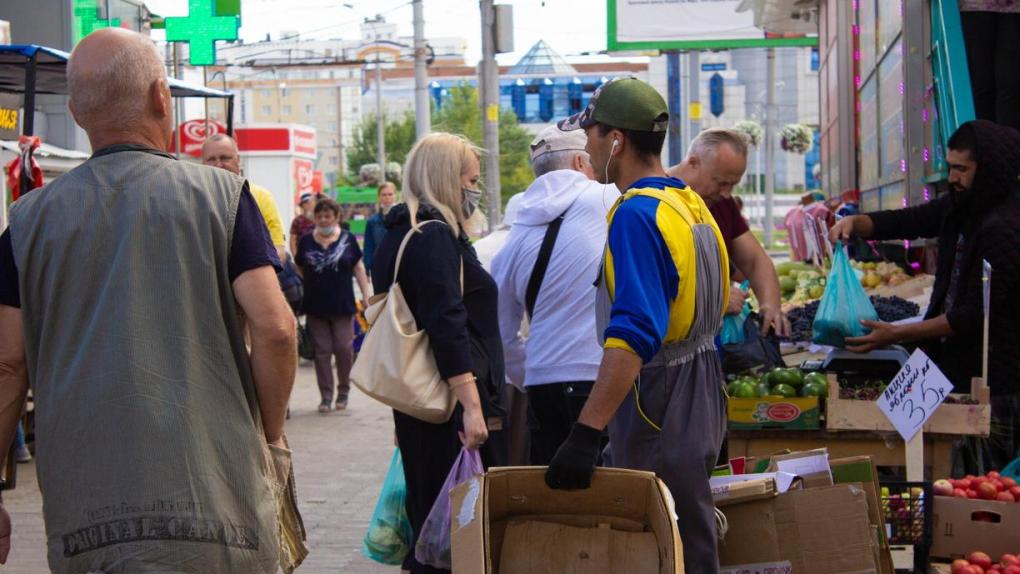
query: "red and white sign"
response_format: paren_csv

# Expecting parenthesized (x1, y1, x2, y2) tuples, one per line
(171, 118, 226, 157)
(294, 158, 315, 203)
(235, 124, 317, 159)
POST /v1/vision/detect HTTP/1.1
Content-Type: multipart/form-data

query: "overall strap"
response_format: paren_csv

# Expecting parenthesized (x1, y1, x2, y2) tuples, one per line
(525, 212, 566, 319)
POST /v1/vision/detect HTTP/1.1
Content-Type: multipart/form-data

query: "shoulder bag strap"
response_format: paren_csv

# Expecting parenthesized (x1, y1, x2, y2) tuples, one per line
(392, 219, 464, 294)
(525, 211, 566, 319)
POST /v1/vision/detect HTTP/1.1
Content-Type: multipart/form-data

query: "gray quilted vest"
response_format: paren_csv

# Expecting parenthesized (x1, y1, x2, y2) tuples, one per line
(9, 148, 279, 573)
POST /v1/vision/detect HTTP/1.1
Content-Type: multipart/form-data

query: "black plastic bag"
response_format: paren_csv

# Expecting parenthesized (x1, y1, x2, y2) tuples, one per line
(721, 312, 785, 375)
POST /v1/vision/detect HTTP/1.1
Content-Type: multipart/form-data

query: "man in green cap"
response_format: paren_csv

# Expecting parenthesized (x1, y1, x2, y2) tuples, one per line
(545, 77, 730, 573)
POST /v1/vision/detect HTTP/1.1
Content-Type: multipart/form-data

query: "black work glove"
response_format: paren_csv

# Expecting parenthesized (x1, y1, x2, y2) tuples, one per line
(544, 422, 603, 490)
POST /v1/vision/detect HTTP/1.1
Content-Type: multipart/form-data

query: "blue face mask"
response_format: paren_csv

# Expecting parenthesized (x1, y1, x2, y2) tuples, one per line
(462, 187, 483, 218)
(316, 225, 338, 236)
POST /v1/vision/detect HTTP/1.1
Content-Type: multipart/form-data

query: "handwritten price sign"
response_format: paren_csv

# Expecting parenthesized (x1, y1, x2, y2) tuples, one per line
(876, 349, 954, 441)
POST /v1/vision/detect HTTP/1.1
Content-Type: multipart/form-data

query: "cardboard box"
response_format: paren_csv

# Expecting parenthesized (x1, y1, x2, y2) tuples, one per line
(728, 396, 821, 430)
(830, 456, 895, 574)
(451, 467, 681, 573)
(931, 496, 1020, 560)
(718, 484, 880, 574)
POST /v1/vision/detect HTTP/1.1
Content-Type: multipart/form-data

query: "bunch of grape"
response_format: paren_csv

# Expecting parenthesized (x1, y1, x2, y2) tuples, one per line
(869, 295, 921, 323)
(784, 300, 820, 342)
(838, 378, 887, 400)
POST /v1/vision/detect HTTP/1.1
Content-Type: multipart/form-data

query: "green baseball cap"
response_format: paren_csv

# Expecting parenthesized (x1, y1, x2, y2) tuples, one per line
(558, 76, 669, 133)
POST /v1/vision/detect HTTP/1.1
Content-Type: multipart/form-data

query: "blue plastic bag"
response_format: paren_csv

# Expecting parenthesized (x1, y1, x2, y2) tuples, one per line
(362, 449, 414, 565)
(415, 447, 484, 569)
(812, 241, 879, 347)
(720, 281, 751, 345)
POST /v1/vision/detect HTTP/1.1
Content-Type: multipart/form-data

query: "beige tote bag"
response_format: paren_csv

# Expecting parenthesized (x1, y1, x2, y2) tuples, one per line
(351, 220, 459, 423)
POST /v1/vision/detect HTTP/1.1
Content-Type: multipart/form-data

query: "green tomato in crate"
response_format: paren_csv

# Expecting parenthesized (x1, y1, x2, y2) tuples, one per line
(803, 371, 828, 388)
(772, 368, 805, 389)
(801, 381, 828, 398)
(770, 384, 799, 398)
(732, 381, 759, 399)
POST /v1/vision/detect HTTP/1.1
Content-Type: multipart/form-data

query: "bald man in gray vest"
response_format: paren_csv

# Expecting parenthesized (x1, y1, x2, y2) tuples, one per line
(0, 28, 299, 572)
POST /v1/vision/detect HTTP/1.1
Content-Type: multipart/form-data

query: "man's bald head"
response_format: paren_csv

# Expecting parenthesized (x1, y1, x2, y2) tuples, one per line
(202, 133, 241, 175)
(68, 28, 171, 147)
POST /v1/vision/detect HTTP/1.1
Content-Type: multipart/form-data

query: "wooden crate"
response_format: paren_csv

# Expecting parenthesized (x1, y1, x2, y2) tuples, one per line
(825, 375, 991, 437)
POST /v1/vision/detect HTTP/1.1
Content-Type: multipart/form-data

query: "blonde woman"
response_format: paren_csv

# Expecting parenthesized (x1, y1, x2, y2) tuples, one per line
(371, 133, 506, 574)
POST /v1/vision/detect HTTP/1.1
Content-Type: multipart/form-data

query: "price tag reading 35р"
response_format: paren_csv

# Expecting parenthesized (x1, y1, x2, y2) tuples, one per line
(876, 349, 954, 442)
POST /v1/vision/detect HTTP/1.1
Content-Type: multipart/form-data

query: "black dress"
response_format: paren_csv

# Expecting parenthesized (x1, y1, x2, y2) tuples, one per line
(371, 203, 507, 574)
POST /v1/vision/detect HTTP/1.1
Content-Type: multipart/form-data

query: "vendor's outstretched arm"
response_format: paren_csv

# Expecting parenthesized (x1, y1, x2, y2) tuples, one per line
(845, 314, 953, 353)
(578, 348, 644, 431)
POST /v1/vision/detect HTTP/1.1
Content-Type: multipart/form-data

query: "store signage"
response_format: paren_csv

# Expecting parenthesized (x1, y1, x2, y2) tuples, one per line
(165, 0, 240, 66)
(876, 349, 954, 441)
(73, 0, 121, 45)
(0, 93, 21, 140)
(294, 159, 315, 203)
(702, 63, 727, 72)
(171, 118, 226, 157)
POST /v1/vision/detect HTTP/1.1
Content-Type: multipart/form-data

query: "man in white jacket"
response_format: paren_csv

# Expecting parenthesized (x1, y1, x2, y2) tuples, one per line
(491, 125, 614, 464)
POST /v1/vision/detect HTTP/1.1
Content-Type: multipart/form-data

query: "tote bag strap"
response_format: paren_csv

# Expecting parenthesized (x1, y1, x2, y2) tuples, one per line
(392, 219, 464, 293)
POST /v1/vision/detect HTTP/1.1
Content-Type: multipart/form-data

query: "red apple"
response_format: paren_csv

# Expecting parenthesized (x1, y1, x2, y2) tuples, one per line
(1009, 486, 1020, 499)
(979, 482, 1000, 500)
(990, 566, 1004, 574)
(989, 471, 1001, 479)
(997, 492, 1016, 503)
(955, 488, 970, 498)
(1003, 477, 1018, 489)
(953, 560, 973, 574)
(972, 552, 995, 571)
(1001, 554, 1019, 567)
(1004, 566, 1020, 574)
(968, 489, 979, 499)
(974, 476, 989, 488)
(935, 479, 956, 496)
(960, 478, 974, 489)
(994, 480, 1006, 492)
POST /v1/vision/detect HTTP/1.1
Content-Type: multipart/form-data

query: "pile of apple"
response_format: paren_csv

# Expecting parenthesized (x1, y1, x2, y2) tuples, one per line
(933, 471, 1020, 502)
(950, 552, 1020, 574)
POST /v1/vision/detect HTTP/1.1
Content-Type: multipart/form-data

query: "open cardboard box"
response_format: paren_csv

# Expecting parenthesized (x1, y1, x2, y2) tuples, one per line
(931, 496, 1020, 560)
(450, 467, 681, 573)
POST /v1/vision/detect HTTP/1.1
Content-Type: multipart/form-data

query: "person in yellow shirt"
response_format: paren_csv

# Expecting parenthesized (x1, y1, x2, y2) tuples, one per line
(545, 77, 730, 574)
(202, 134, 287, 260)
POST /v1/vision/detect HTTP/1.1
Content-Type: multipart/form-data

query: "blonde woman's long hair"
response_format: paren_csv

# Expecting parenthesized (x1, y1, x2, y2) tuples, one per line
(402, 132, 481, 234)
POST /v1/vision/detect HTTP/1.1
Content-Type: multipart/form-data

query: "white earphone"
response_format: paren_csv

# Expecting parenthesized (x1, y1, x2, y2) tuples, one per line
(611, 139, 620, 153)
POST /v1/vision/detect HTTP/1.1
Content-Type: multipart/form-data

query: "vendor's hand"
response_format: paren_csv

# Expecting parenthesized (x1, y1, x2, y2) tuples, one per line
(844, 320, 900, 353)
(727, 286, 748, 315)
(268, 436, 287, 449)
(459, 407, 489, 450)
(759, 304, 791, 338)
(0, 504, 11, 564)
(829, 215, 858, 244)
(545, 422, 603, 490)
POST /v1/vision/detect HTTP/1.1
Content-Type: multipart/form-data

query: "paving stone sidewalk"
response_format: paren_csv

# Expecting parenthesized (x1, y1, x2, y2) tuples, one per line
(3, 362, 401, 573)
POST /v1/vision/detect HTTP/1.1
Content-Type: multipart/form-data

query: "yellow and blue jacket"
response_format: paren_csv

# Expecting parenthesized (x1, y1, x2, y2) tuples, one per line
(603, 177, 729, 362)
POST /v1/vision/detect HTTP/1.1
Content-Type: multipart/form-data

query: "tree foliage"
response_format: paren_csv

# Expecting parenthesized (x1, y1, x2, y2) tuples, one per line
(346, 84, 533, 206)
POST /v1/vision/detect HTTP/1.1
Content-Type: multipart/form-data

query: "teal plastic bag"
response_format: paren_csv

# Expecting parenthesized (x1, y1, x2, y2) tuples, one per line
(1003, 456, 1020, 481)
(812, 242, 879, 347)
(362, 449, 413, 565)
(720, 281, 751, 345)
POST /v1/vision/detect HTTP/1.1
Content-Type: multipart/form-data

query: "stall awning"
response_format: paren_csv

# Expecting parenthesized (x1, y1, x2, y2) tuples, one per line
(0, 44, 233, 99)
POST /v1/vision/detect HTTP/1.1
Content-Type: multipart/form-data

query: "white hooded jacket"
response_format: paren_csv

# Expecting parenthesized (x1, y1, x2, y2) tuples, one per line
(491, 169, 614, 388)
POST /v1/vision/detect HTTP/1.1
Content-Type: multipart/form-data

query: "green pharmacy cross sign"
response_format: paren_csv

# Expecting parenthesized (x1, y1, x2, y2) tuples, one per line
(73, 0, 121, 44)
(165, 0, 240, 66)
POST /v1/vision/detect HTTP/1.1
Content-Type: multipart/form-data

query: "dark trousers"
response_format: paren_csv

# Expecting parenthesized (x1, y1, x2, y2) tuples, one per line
(527, 381, 595, 466)
(395, 407, 506, 574)
(962, 11, 1020, 131)
(307, 314, 353, 404)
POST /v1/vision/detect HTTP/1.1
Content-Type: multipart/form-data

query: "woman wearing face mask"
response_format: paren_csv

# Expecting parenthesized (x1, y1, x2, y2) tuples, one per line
(362, 180, 398, 277)
(372, 133, 506, 574)
(295, 197, 373, 413)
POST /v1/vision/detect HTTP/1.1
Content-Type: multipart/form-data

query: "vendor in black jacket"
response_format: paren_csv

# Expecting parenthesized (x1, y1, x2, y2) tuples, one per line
(831, 120, 1020, 470)
(371, 133, 506, 574)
